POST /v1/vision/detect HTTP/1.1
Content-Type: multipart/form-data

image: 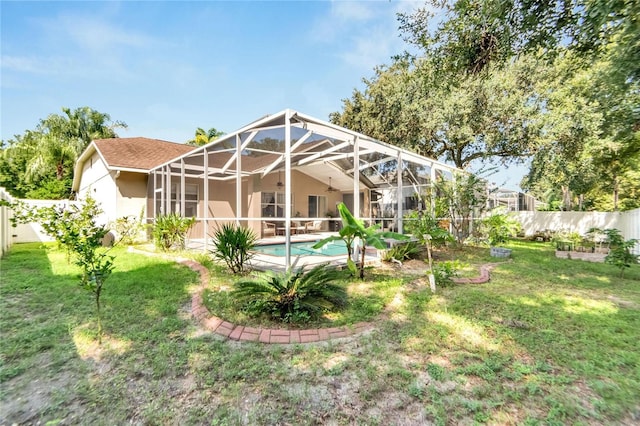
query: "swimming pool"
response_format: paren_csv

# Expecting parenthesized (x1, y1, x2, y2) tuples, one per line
(253, 240, 348, 257)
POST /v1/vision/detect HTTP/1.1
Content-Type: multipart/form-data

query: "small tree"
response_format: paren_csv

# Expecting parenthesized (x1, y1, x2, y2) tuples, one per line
(431, 172, 490, 244)
(314, 203, 408, 279)
(604, 228, 639, 278)
(9, 196, 119, 341)
(210, 223, 257, 274)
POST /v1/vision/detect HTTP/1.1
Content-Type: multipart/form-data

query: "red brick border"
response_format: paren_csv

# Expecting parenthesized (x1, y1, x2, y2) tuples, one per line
(451, 262, 503, 284)
(128, 248, 374, 344)
(129, 247, 502, 343)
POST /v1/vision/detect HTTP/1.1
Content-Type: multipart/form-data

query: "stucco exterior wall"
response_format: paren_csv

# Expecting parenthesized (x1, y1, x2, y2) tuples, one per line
(116, 171, 148, 219)
(77, 151, 117, 225)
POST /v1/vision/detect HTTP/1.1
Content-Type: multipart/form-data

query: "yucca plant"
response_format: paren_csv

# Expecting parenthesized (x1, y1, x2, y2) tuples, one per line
(210, 223, 257, 274)
(152, 213, 196, 251)
(232, 264, 348, 323)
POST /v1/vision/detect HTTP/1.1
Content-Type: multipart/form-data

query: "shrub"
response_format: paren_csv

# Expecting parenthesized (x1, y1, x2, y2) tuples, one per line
(112, 211, 146, 245)
(431, 260, 463, 287)
(210, 223, 257, 274)
(603, 228, 639, 278)
(231, 264, 348, 323)
(479, 208, 522, 246)
(152, 213, 196, 251)
(314, 202, 408, 279)
(381, 241, 422, 262)
(403, 211, 454, 247)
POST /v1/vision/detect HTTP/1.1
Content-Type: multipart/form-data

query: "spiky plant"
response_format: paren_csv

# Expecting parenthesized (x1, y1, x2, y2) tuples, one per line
(232, 264, 348, 323)
(210, 223, 257, 274)
(152, 213, 196, 251)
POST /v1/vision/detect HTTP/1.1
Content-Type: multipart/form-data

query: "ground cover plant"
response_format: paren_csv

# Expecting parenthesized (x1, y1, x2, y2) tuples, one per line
(2, 240, 639, 424)
(232, 264, 348, 324)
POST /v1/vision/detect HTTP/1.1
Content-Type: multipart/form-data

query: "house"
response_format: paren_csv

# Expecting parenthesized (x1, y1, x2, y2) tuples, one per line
(72, 110, 462, 267)
(72, 137, 194, 224)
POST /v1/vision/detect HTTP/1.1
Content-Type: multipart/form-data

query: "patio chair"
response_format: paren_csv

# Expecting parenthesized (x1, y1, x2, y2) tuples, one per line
(262, 221, 276, 237)
(292, 221, 306, 234)
(305, 220, 323, 233)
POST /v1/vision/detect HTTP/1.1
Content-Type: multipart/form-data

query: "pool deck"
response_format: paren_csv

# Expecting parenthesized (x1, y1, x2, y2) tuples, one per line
(186, 232, 382, 273)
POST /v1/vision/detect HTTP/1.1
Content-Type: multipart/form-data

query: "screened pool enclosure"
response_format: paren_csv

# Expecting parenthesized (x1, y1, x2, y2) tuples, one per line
(149, 109, 460, 268)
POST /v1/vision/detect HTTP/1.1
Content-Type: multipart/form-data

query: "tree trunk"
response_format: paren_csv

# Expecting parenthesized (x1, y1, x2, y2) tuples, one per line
(613, 175, 619, 211)
(56, 163, 64, 180)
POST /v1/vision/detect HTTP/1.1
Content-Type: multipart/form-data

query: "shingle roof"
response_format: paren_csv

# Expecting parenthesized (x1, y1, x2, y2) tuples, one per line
(93, 137, 194, 171)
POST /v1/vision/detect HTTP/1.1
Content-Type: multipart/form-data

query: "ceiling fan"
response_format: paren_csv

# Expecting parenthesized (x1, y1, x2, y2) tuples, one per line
(326, 177, 337, 193)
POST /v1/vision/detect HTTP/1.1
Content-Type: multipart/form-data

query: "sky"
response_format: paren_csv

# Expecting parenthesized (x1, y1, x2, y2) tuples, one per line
(1, 0, 527, 190)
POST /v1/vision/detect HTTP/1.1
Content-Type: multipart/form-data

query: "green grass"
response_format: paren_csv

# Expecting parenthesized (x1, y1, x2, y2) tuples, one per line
(1, 241, 639, 424)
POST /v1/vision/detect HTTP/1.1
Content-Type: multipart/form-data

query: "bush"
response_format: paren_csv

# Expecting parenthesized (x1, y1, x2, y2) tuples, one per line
(431, 260, 463, 287)
(152, 213, 196, 251)
(404, 211, 454, 247)
(232, 264, 348, 323)
(603, 228, 639, 278)
(210, 223, 257, 274)
(381, 241, 422, 262)
(479, 208, 521, 246)
(112, 212, 146, 245)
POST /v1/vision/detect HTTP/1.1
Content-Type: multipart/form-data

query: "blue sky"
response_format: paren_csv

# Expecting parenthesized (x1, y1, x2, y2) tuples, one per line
(1, 0, 526, 190)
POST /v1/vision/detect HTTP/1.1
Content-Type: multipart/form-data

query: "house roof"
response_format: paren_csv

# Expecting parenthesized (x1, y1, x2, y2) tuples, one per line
(93, 137, 194, 170)
(72, 137, 195, 191)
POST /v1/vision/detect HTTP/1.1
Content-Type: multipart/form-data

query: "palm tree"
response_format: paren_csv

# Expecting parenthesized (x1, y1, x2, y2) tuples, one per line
(23, 131, 80, 182)
(62, 107, 127, 152)
(187, 127, 225, 146)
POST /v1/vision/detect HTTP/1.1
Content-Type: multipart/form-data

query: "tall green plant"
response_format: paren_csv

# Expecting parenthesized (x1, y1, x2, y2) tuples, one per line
(232, 264, 348, 323)
(480, 208, 522, 247)
(603, 228, 639, 278)
(152, 213, 196, 251)
(210, 223, 257, 274)
(313, 203, 408, 279)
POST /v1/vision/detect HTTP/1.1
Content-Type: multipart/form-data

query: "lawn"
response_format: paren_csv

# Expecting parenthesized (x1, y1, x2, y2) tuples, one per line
(1, 241, 639, 425)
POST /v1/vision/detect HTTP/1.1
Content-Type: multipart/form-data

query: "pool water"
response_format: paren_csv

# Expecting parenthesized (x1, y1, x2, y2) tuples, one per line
(253, 240, 347, 257)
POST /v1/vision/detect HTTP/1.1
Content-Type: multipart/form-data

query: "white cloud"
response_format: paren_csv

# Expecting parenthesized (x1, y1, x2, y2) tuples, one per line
(330, 1, 376, 22)
(1, 56, 43, 73)
(312, 1, 439, 73)
(42, 13, 156, 53)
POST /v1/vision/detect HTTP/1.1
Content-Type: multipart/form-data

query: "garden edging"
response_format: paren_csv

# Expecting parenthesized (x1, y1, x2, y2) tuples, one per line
(128, 247, 374, 344)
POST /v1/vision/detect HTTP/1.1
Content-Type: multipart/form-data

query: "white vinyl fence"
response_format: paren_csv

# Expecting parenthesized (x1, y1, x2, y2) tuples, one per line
(0, 188, 80, 254)
(515, 209, 640, 254)
(1, 188, 13, 257)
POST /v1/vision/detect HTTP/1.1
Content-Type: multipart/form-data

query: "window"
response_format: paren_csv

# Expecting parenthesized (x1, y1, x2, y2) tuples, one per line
(261, 192, 285, 217)
(308, 195, 327, 218)
(156, 183, 199, 217)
